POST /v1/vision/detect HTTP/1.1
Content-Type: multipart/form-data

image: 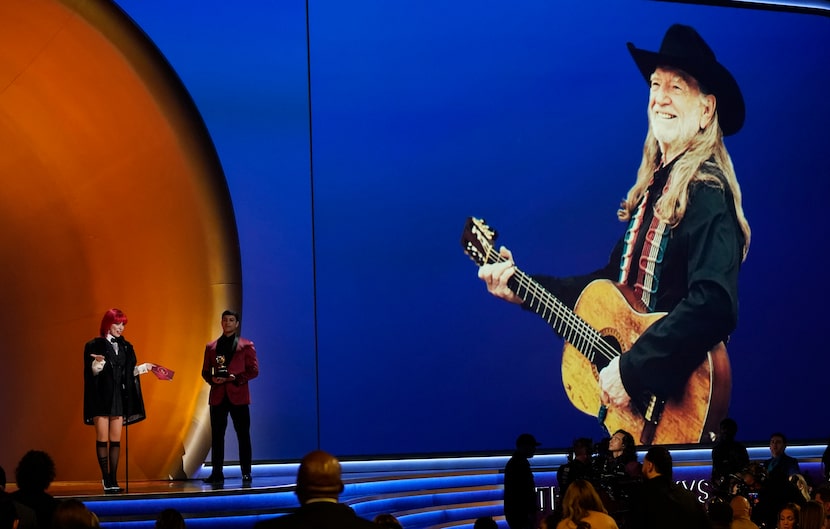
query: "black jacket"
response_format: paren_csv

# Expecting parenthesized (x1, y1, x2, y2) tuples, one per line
(252, 501, 377, 529)
(83, 336, 146, 424)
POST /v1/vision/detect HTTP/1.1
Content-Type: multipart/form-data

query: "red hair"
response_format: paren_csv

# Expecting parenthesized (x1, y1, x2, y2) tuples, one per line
(99, 308, 128, 337)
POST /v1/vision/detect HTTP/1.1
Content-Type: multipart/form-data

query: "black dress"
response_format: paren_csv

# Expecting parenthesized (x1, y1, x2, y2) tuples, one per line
(83, 336, 146, 425)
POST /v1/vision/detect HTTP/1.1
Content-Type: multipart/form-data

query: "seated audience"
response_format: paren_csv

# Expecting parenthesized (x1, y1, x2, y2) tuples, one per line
(252, 449, 376, 528)
(9, 451, 59, 529)
(730, 494, 759, 529)
(555, 479, 617, 529)
(154, 508, 186, 529)
(775, 502, 800, 529)
(50, 499, 100, 529)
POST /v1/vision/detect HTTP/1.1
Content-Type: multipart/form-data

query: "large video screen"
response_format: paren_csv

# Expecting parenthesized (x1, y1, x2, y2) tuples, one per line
(114, 0, 830, 459)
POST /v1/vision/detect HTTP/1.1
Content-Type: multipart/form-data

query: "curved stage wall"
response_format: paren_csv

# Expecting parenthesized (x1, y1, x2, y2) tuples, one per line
(0, 0, 240, 481)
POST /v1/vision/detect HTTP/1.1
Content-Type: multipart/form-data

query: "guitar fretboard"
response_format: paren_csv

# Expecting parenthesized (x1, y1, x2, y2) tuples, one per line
(488, 249, 617, 364)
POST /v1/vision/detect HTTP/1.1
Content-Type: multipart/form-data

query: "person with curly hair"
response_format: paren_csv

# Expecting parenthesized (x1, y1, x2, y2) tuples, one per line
(9, 450, 59, 529)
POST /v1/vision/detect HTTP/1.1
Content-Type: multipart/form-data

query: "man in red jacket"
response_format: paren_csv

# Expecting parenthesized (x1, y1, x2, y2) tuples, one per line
(201, 309, 260, 485)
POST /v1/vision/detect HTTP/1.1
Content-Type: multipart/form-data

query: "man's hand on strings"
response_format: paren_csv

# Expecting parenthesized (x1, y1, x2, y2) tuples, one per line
(478, 246, 522, 305)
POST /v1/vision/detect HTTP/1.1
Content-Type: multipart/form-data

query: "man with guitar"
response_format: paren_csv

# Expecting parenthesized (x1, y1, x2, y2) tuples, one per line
(471, 24, 750, 445)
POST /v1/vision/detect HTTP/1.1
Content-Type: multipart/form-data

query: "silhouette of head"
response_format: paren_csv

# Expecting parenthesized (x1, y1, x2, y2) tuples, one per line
(515, 433, 541, 457)
(730, 495, 752, 519)
(644, 446, 673, 480)
(295, 450, 344, 504)
(719, 418, 738, 441)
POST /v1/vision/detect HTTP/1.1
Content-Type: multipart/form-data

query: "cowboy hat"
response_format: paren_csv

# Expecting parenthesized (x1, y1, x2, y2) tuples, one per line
(627, 24, 745, 136)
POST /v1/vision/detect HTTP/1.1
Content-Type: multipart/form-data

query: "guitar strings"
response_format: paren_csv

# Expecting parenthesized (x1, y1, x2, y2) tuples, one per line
(488, 251, 619, 363)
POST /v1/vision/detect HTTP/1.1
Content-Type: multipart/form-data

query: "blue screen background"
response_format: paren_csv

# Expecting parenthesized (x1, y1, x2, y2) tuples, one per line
(112, 0, 830, 459)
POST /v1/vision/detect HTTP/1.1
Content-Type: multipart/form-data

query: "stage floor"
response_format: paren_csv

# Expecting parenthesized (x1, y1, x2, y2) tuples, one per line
(49, 475, 296, 500)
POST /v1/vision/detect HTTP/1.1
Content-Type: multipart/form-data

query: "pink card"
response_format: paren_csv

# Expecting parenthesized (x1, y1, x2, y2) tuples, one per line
(151, 364, 175, 381)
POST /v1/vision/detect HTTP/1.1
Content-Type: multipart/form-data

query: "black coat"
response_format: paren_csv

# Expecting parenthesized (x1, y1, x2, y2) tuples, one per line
(83, 336, 146, 425)
(629, 475, 711, 529)
(252, 501, 377, 529)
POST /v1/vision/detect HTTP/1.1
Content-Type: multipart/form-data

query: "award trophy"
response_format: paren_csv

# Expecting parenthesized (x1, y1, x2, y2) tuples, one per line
(213, 354, 230, 378)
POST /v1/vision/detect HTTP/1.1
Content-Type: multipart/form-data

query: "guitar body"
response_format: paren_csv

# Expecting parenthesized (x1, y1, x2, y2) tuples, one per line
(562, 279, 732, 444)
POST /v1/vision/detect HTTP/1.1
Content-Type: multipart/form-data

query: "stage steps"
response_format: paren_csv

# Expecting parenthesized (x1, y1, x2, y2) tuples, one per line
(85, 469, 509, 529)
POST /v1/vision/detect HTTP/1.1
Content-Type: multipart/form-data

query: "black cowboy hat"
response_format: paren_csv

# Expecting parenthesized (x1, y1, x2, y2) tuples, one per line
(627, 24, 745, 136)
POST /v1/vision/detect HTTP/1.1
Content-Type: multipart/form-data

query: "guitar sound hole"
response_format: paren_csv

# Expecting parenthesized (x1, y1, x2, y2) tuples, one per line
(593, 335, 622, 371)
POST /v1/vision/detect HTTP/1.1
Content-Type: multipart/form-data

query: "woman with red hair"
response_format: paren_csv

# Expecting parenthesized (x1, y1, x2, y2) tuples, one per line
(83, 308, 153, 492)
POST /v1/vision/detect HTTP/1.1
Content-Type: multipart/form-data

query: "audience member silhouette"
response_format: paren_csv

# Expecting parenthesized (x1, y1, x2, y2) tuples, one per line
(791, 474, 811, 502)
(591, 429, 641, 518)
(538, 513, 559, 529)
(372, 513, 402, 529)
(813, 484, 830, 518)
(766, 433, 801, 480)
(556, 438, 593, 499)
(9, 451, 59, 529)
(799, 500, 825, 529)
(555, 479, 618, 529)
(822, 439, 830, 483)
(753, 437, 805, 529)
(50, 499, 100, 529)
(729, 494, 759, 529)
(775, 502, 800, 529)
(503, 433, 540, 529)
(154, 508, 186, 529)
(711, 418, 749, 497)
(1, 466, 35, 529)
(628, 446, 710, 529)
(706, 500, 732, 529)
(252, 450, 376, 529)
(738, 462, 766, 501)
(0, 497, 16, 529)
(472, 517, 498, 529)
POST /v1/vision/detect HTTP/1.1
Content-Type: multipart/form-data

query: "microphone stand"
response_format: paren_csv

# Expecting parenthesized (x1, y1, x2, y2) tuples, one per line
(122, 337, 130, 494)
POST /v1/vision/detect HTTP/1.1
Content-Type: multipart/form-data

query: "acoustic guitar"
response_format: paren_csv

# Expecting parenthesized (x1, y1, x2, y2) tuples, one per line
(461, 216, 731, 445)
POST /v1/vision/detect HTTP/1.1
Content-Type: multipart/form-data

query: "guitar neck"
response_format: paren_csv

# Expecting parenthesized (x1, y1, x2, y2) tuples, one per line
(488, 253, 601, 356)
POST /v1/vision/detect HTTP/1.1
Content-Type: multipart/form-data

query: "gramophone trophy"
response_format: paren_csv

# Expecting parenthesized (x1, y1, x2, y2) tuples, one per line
(213, 354, 230, 378)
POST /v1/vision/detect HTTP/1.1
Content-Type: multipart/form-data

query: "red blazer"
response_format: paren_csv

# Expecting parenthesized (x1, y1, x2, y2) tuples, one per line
(201, 335, 259, 406)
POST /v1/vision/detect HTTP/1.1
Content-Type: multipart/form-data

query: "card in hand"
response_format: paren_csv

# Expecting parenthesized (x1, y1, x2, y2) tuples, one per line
(151, 364, 175, 381)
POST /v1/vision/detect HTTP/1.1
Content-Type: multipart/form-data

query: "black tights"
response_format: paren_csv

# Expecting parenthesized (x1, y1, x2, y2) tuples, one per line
(96, 440, 121, 480)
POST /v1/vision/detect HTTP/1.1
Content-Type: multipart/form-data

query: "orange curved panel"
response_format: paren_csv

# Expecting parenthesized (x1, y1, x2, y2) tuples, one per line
(0, 0, 239, 481)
